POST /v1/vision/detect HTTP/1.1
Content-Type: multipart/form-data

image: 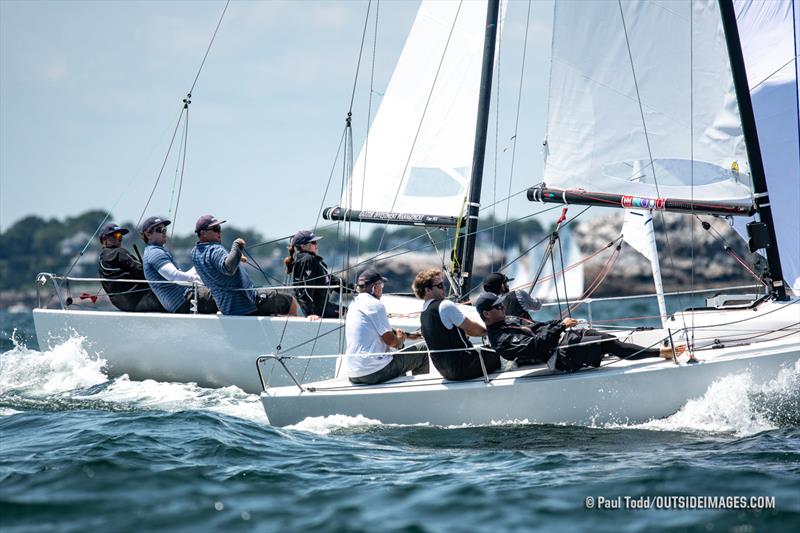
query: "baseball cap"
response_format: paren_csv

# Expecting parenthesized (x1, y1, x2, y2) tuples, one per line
(195, 214, 226, 234)
(99, 223, 129, 239)
(474, 292, 507, 316)
(483, 272, 515, 293)
(140, 216, 171, 233)
(292, 230, 323, 246)
(357, 268, 387, 287)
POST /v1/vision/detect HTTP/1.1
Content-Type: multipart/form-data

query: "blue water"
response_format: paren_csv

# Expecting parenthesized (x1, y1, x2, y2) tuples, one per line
(2, 309, 799, 532)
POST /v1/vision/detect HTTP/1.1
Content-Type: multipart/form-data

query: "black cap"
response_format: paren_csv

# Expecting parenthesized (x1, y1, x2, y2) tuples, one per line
(99, 223, 129, 240)
(140, 216, 171, 233)
(292, 230, 323, 246)
(474, 292, 506, 317)
(195, 214, 226, 234)
(357, 268, 387, 287)
(483, 272, 515, 293)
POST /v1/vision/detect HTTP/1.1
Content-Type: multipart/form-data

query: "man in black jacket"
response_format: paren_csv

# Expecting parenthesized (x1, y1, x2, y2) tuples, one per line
(98, 223, 165, 313)
(482, 272, 542, 321)
(476, 292, 681, 372)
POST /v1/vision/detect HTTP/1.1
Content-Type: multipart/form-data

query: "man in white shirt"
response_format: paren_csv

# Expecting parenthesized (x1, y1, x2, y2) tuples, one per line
(344, 269, 429, 385)
(413, 268, 500, 381)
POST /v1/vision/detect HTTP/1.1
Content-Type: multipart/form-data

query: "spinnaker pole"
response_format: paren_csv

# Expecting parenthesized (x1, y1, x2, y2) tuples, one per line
(457, 0, 501, 298)
(719, 0, 788, 300)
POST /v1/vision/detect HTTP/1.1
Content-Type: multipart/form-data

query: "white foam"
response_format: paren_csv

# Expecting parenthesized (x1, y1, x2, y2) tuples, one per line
(625, 360, 800, 436)
(288, 414, 386, 435)
(0, 335, 265, 422)
(75, 376, 266, 422)
(0, 335, 108, 396)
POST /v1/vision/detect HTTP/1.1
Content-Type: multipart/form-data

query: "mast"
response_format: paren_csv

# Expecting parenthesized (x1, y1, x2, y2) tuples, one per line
(457, 0, 500, 298)
(718, 0, 788, 300)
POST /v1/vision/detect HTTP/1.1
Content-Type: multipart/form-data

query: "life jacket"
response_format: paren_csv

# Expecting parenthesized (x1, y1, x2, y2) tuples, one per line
(420, 299, 478, 379)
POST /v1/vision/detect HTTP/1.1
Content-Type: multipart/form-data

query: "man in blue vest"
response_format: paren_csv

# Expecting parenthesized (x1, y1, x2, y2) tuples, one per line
(141, 216, 217, 314)
(190, 214, 298, 316)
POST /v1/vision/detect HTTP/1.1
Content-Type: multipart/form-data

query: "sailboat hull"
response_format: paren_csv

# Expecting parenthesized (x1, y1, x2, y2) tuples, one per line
(32, 295, 474, 393)
(260, 335, 799, 427)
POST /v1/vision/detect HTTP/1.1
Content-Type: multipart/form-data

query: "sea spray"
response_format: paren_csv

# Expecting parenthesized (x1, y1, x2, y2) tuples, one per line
(634, 360, 800, 436)
(0, 333, 107, 396)
(0, 335, 264, 422)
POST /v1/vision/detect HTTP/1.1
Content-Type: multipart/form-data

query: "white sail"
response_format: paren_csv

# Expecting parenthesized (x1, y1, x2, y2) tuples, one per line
(342, 0, 489, 218)
(734, 0, 800, 290)
(622, 209, 668, 327)
(543, 0, 753, 205)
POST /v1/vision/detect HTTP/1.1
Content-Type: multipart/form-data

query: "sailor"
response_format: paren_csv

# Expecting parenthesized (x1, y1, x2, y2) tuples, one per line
(476, 292, 683, 371)
(140, 216, 217, 314)
(190, 214, 298, 316)
(98, 222, 165, 313)
(482, 272, 542, 322)
(413, 268, 500, 381)
(285, 230, 349, 318)
(344, 268, 428, 385)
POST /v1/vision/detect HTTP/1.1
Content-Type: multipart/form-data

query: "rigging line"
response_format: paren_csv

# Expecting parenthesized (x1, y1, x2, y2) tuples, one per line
(338, 204, 565, 281)
(167, 114, 186, 222)
(356, 0, 381, 261)
(491, 1, 503, 267)
(375, 0, 465, 253)
(314, 126, 347, 231)
(171, 108, 190, 239)
(749, 55, 799, 92)
(690, 5, 695, 346)
(547, 248, 565, 318)
(617, 0, 689, 333)
(556, 229, 571, 317)
(501, 0, 533, 252)
(188, 0, 230, 95)
(137, 107, 187, 228)
(347, 0, 374, 113)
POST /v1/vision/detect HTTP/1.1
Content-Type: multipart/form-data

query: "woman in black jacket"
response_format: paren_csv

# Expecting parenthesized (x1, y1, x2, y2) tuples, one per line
(285, 230, 347, 318)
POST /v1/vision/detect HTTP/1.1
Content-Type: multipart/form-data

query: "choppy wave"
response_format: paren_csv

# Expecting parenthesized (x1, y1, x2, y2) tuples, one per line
(0, 335, 264, 423)
(626, 360, 800, 436)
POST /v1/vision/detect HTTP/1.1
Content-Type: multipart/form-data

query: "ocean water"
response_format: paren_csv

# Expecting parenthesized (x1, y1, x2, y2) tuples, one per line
(1, 309, 799, 532)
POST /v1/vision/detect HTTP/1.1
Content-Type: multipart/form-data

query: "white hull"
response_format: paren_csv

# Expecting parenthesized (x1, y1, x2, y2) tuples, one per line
(32, 294, 479, 393)
(260, 298, 800, 426)
(260, 335, 800, 427)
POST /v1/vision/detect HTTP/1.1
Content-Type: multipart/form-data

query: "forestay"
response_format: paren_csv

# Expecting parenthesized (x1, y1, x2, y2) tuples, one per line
(342, 0, 489, 219)
(543, 0, 754, 205)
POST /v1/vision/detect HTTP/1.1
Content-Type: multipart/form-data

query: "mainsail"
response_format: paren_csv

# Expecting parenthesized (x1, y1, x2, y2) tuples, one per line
(340, 0, 489, 221)
(542, 0, 755, 207)
(734, 0, 800, 290)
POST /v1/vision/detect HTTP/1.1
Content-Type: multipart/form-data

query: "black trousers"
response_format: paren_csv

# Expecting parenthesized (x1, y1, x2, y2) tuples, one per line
(174, 286, 218, 314)
(432, 347, 501, 381)
(556, 329, 660, 372)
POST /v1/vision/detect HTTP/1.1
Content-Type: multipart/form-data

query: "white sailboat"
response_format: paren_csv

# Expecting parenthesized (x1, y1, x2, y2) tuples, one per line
(31, 0, 487, 393)
(259, 0, 800, 427)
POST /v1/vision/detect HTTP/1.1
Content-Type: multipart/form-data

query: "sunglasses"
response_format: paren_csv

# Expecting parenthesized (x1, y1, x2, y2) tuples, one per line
(204, 226, 221, 233)
(431, 282, 444, 290)
(492, 303, 504, 310)
(112, 231, 124, 240)
(150, 227, 167, 234)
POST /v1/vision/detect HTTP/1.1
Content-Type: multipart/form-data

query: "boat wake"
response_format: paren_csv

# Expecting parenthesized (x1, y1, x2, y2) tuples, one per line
(616, 360, 800, 436)
(287, 414, 389, 435)
(0, 334, 264, 423)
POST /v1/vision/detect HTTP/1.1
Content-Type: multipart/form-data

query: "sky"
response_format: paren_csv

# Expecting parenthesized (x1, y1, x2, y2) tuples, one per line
(0, 0, 554, 239)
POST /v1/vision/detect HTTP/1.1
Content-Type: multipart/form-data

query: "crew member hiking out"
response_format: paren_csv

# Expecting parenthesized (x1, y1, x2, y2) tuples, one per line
(98, 222, 165, 313)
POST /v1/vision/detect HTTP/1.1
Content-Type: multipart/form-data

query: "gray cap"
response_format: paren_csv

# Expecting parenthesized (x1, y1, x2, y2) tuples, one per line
(474, 292, 506, 316)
